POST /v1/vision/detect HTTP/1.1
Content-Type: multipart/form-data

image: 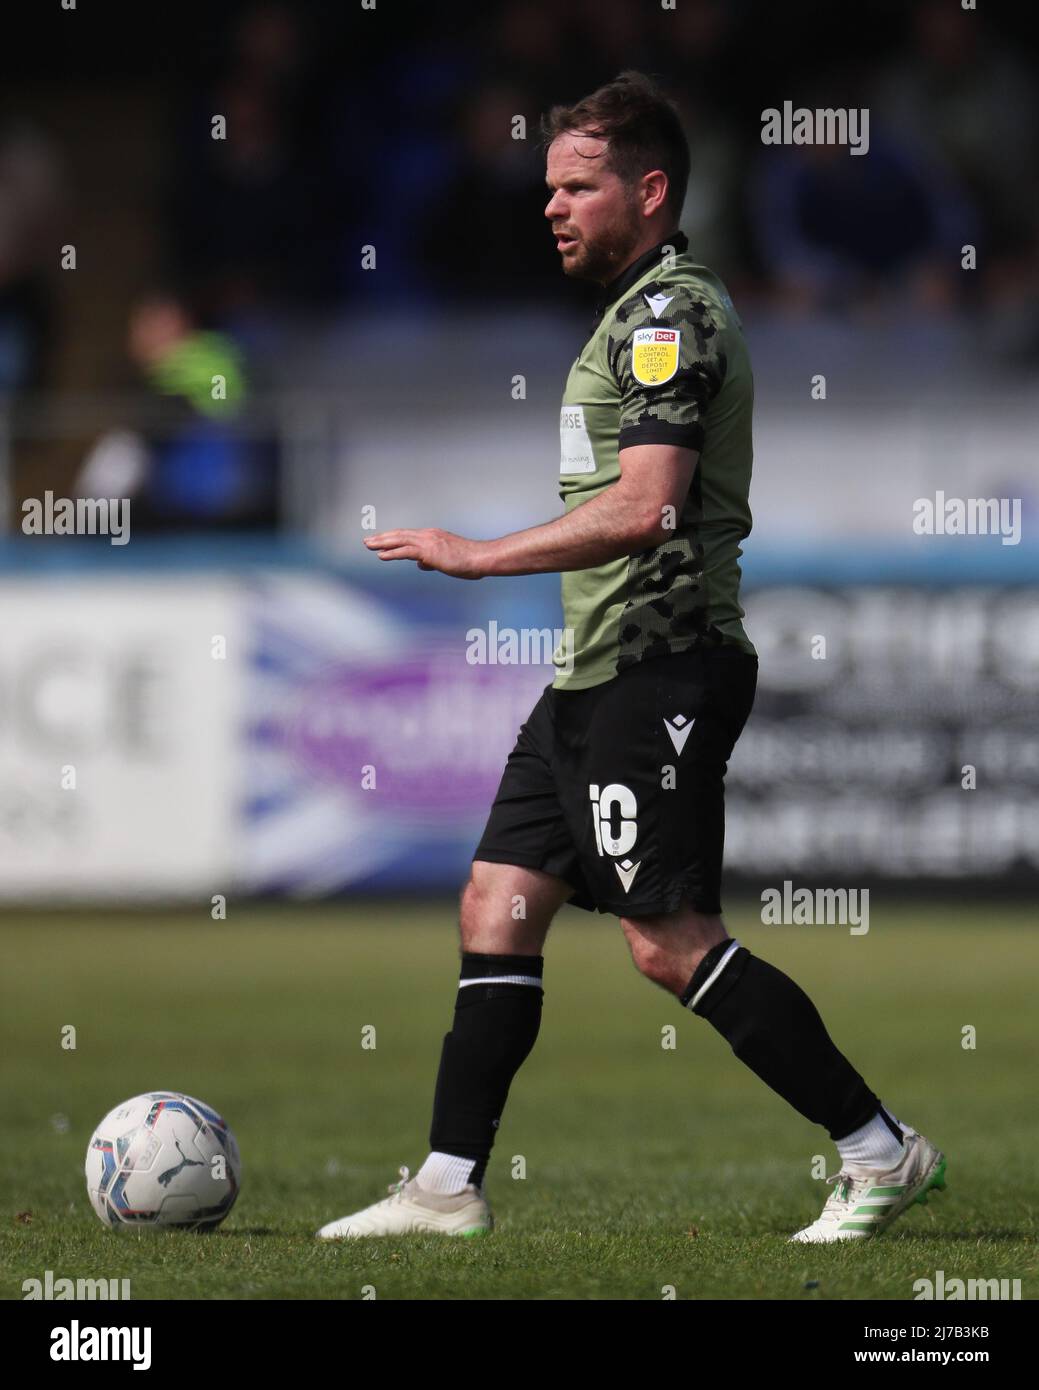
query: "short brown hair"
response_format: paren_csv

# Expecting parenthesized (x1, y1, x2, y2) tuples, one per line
(541, 71, 690, 223)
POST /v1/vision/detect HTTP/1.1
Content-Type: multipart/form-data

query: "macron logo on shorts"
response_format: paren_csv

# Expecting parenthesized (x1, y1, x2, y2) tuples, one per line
(615, 859, 641, 893)
(664, 714, 694, 755)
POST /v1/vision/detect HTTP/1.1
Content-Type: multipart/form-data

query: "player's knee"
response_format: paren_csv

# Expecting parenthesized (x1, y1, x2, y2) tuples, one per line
(458, 872, 487, 947)
(458, 863, 551, 954)
(622, 907, 729, 994)
(461, 862, 506, 929)
(626, 933, 677, 989)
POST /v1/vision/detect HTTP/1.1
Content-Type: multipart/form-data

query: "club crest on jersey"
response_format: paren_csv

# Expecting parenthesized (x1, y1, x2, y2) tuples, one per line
(631, 327, 680, 385)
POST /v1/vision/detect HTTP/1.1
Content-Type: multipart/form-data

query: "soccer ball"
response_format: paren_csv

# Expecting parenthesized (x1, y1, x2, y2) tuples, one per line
(85, 1091, 241, 1230)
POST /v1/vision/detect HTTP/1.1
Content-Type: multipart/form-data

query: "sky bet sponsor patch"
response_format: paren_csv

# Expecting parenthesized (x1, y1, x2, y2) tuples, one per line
(631, 327, 680, 385)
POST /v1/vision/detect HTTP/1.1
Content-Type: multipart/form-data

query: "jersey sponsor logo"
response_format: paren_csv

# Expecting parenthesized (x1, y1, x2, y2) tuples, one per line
(643, 292, 674, 318)
(559, 403, 596, 473)
(631, 327, 680, 385)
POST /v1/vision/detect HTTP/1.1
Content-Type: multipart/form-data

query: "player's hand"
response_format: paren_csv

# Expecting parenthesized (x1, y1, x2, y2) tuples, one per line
(363, 528, 488, 580)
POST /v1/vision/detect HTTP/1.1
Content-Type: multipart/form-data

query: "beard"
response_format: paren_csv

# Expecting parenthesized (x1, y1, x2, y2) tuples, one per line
(556, 196, 643, 284)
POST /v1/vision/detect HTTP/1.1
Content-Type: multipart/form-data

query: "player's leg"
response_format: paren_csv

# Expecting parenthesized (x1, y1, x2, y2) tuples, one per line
(417, 681, 591, 1201)
(621, 896, 946, 1241)
(618, 900, 726, 995)
(612, 645, 904, 1155)
(317, 685, 584, 1238)
(620, 896, 899, 1151)
(570, 643, 944, 1240)
(416, 859, 573, 1197)
(314, 860, 571, 1239)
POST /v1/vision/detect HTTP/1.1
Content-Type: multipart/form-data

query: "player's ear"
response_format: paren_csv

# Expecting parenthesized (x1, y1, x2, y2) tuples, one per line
(639, 169, 669, 218)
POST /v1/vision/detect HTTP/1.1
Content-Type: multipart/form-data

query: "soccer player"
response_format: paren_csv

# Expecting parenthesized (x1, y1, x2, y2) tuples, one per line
(317, 72, 946, 1244)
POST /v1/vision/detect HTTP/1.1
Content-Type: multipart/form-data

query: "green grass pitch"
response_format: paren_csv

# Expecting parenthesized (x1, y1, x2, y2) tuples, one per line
(1, 901, 1035, 1300)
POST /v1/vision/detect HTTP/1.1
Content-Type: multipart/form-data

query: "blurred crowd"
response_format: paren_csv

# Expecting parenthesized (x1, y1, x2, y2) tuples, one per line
(1, 0, 1037, 528)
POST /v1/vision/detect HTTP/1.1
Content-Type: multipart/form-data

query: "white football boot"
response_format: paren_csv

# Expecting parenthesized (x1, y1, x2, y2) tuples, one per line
(789, 1127, 947, 1243)
(316, 1165, 493, 1240)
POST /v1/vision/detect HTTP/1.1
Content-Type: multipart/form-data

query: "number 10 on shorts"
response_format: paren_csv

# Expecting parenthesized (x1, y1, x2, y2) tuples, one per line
(589, 783, 638, 857)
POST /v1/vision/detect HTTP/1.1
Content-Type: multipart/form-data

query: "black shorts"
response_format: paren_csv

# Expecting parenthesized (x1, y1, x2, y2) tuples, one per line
(472, 645, 758, 916)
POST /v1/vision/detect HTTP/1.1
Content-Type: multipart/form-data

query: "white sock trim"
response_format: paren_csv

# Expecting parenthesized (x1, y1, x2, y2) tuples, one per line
(458, 975, 542, 988)
(416, 1151, 477, 1195)
(687, 939, 741, 1011)
(836, 1109, 906, 1169)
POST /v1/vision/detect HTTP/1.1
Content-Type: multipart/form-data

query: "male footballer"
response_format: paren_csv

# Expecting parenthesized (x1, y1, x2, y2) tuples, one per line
(318, 72, 946, 1244)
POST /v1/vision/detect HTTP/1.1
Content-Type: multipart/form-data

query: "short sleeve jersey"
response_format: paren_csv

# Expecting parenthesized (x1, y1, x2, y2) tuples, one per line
(553, 231, 755, 690)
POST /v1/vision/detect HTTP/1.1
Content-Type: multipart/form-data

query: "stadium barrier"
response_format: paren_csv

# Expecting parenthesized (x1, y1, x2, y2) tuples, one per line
(0, 538, 1035, 902)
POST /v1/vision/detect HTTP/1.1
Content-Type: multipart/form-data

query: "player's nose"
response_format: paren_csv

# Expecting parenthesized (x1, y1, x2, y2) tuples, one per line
(544, 190, 566, 219)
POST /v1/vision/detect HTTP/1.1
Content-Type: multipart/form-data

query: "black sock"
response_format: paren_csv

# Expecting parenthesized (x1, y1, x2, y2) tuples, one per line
(429, 953, 544, 1187)
(680, 941, 882, 1141)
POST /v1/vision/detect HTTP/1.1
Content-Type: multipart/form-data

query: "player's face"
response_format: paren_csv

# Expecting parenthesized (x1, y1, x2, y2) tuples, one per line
(545, 133, 643, 284)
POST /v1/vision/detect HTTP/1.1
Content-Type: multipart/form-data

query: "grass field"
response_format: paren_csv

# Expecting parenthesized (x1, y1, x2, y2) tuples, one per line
(1, 901, 1036, 1301)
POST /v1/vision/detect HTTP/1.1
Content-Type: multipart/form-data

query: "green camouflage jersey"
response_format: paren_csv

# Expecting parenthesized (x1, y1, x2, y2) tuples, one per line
(552, 230, 755, 690)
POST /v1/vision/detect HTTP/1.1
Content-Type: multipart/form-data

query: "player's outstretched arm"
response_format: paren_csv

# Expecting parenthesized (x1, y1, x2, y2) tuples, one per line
(363, 444, 697, 579)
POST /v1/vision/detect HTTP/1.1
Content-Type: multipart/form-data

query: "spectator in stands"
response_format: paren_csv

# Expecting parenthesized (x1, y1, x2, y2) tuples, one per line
(77, 291, 278, 531)
(750, 78, 977, 315)
(0, 121, 61, 391)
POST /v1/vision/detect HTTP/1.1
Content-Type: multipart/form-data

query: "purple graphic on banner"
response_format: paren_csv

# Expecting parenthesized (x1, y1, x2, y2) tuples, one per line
(241, 573, 563, 893)
(285, 649, 548, 818)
